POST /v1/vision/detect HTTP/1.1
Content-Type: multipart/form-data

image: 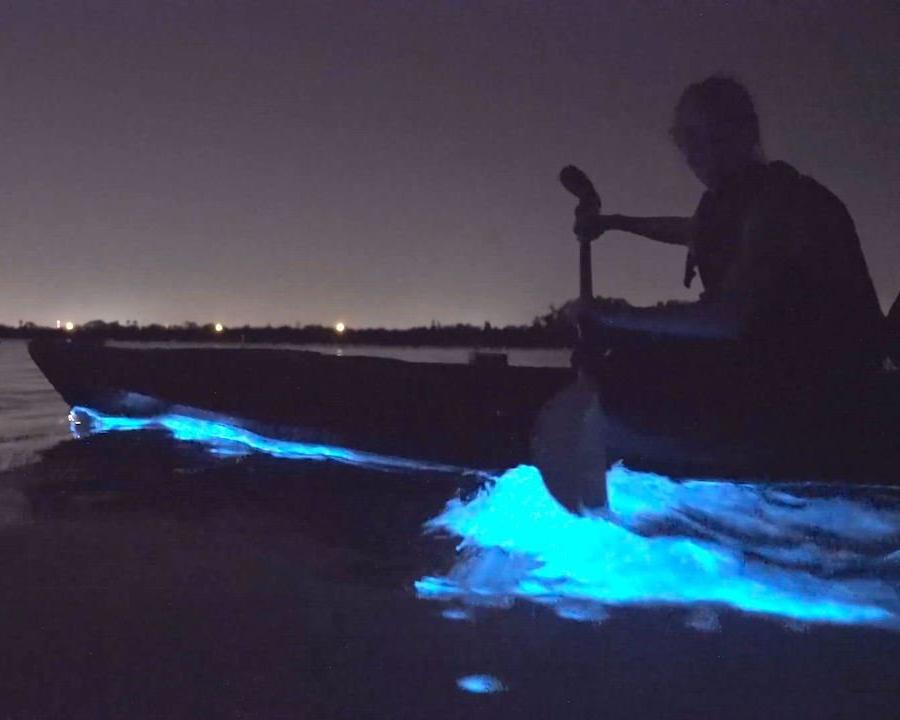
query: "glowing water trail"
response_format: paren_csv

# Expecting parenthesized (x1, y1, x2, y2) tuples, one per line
(68, 406, 470, 475)
(416, 464, 900, 630)
(64, 406, 900, 630)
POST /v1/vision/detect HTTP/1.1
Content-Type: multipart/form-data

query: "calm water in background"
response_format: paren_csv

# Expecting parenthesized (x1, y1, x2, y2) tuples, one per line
(0, 340, 71, 471)
(3, 338, 900, 719)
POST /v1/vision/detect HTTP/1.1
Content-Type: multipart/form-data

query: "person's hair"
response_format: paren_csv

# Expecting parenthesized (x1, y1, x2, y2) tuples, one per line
(675, 76, 760, 146)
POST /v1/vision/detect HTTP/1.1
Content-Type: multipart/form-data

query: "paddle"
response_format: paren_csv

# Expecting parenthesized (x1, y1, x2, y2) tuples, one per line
(530, 165, 608, 513)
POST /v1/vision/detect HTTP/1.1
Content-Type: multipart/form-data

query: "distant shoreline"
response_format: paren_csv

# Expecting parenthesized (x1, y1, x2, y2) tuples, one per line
(0, 323, 575, 349)
(1, 297, 666, 349)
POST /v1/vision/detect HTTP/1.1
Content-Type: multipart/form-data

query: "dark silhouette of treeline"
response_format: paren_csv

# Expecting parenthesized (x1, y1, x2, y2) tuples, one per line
(0, 319, 574, 347)
(2, 297, 685, 348)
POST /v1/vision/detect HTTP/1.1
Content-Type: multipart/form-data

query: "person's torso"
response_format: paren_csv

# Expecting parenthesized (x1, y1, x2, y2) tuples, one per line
(688, 161, 884, 371)
(688, 162, 770, 302)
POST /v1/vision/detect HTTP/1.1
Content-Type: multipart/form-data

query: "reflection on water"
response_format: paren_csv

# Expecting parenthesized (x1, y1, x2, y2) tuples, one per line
(416, 465, 900, 630)
(108, 341, 572, 368)
(0, 340, 71, 471)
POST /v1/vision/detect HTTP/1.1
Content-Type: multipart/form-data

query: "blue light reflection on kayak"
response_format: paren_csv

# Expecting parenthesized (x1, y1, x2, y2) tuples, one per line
(67, 405, 467, 474)
(415, 464, 900, 630)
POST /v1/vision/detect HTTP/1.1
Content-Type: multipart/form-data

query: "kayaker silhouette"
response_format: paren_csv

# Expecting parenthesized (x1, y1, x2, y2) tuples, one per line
(568, 76, 883, 380)
(537, 76, 887, 513)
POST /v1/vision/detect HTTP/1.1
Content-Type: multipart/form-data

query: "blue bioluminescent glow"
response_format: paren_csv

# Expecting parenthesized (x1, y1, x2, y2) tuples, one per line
(416, 464, 900, 630)
(64, 406, 900, 631)
(456, 675, 506, 694)
(68, 406, 469, 475)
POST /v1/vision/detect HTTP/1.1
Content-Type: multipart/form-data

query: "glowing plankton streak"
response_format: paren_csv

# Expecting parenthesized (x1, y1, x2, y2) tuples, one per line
(68, 405, 467, 475)
(456, 675, 506, 694)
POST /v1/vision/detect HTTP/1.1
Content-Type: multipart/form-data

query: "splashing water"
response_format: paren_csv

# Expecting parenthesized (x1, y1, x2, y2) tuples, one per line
(416, 464, 900, 630)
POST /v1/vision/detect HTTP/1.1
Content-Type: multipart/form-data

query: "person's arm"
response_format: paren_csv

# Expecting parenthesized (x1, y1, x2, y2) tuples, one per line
(575, 214, 693, 247)
(596, 185, 805, 342)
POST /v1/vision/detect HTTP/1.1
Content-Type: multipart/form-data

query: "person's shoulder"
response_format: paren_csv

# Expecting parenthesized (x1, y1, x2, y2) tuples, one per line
(758, 161, 852, 227)
(763, 161, 848, 213)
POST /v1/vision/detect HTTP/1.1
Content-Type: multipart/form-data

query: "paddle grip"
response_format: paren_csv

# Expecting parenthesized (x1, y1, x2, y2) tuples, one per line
(560, 165, 600, 302)
(560, 165, 601, 207)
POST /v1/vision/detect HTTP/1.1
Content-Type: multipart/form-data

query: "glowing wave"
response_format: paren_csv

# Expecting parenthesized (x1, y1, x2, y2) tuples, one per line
(68, 405, 468, 475)
(64, 406, 900, 630)
(416, 464, 900, 629)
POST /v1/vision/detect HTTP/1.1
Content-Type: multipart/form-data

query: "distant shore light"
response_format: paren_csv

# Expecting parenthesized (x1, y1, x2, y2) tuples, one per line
(64, 321, 75, 332)
(335, 322, 346, 334)
(56, 320, 62, 329)
(214, 323, 224, 333)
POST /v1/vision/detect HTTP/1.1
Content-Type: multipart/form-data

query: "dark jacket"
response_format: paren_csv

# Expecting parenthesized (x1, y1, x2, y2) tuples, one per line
(687, 161, 884, 372)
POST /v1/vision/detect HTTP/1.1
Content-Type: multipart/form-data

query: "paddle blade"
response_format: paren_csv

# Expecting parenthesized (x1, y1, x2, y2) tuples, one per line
(530, 374, 608, 513)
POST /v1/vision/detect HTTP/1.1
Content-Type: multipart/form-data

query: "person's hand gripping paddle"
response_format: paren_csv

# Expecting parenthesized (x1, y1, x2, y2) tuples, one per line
(530, 165, 608, 513)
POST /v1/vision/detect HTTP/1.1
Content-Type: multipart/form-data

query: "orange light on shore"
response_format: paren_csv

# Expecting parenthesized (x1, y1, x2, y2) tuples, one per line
(214, 323, 224, 333)
(335, 322, 346, 334)
(64, 321, 75, 332)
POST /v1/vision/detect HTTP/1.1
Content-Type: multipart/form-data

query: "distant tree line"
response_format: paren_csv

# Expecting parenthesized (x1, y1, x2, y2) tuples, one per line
(0, 296, 679, 348)
(0, 318, 575, 347)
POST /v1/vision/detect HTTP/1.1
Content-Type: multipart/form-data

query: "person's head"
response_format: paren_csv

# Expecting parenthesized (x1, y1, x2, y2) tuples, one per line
(671, 76, 762, 188)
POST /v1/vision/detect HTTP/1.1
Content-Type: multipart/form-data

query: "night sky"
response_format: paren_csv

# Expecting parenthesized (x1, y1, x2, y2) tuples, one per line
(2, 1, 899, 329)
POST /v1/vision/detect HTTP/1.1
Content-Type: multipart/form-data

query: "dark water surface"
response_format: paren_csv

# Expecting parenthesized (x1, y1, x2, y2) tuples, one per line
(3, 339, 900, 718)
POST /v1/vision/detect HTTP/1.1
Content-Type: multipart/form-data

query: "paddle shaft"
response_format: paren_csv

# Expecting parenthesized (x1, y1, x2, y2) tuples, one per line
(529, 163, 607, 514)
(579, 238, 593, 302)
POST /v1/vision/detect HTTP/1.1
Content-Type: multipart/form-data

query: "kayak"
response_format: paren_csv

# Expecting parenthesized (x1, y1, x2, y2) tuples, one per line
(28, 338, 900, 485)
(28, 339, 568, 470)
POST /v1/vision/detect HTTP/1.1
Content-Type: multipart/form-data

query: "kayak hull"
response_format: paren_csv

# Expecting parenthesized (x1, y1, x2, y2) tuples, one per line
(28, 339, 569, 470)
(28, 339, 900, 484)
